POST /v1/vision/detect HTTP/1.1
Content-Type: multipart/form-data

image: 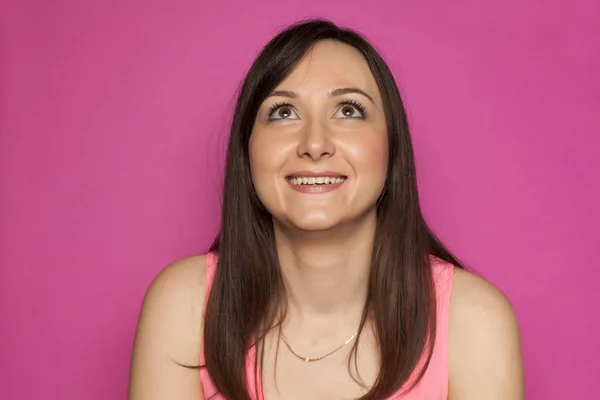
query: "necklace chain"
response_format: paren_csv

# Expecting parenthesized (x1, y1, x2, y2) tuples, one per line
(281, 331, 358, 362)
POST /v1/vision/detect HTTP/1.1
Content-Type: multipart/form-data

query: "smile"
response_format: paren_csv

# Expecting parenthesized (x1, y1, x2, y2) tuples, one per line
(285, 174, 347, 193)
(286, 176, 346, 185)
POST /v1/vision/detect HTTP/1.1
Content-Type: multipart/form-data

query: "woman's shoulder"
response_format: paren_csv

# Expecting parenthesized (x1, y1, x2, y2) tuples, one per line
(132, 254, 210, 366)
(449, 266, 519, 344)
(450, 267, 517, 326)
(427, 255, 515, 318)
(146, 254, 209, 307)
(447, 266, 524, 397)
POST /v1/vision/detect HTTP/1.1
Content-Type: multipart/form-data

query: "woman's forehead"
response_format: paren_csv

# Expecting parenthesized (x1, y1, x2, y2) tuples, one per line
(274, 40, 379, 97)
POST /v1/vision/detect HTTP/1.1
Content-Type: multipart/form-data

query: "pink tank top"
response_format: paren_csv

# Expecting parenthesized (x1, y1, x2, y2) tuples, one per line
(200, 252, 454, 399)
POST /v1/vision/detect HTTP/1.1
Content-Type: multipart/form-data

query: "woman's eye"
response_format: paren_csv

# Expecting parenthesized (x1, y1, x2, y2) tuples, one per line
(268, 104, 298, 121)
(334, 103, 366, 119)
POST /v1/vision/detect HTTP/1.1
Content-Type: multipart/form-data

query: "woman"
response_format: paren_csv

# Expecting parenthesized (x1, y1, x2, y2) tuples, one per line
(129, 19, 524, 400)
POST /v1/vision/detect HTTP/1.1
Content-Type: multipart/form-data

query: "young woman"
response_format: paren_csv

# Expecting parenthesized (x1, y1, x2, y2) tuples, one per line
(129, 19, 524, 400)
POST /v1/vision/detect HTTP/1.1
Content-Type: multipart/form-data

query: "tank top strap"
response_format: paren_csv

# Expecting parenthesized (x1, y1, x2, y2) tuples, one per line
(433, 256, 455, 389)
(204, 251, 217, 301)
(201, 252, 263, 399)
(412, 255, 454, 399)
(199, 252, 221, 398)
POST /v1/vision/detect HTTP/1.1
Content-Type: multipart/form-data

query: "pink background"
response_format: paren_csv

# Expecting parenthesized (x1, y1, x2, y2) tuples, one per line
(1, 0, 598, 399)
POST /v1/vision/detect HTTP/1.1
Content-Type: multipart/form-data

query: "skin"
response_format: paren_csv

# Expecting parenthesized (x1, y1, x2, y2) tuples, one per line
(128, 40, 525, 399)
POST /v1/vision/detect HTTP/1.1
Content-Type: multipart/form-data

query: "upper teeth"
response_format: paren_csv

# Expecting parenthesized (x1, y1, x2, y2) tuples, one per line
(288, 176, 345, 185)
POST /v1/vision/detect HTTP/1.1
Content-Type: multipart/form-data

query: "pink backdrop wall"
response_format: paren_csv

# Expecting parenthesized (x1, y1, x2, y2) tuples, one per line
(1, 0, 598, 399)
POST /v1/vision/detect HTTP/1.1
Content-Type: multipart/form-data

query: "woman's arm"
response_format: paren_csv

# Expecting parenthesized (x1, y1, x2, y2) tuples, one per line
(449, 268, 525, 399)
(128, 255, 208, 400)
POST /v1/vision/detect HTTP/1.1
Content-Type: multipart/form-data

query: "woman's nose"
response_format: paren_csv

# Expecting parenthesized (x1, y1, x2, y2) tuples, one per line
(296, 121, 336, 161)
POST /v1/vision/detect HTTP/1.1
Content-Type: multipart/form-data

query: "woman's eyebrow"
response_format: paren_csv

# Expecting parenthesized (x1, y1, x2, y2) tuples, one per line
(266, 88, 375, 104)
(268, 90, 299, 99)
(330, 88, 375, 104)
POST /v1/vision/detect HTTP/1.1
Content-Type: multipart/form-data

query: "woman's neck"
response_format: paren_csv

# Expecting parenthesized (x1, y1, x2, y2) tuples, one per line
(273, 212, 376, 321)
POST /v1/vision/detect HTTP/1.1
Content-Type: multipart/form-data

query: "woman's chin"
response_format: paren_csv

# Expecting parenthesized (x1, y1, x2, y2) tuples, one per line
(281, 214, 343, 233)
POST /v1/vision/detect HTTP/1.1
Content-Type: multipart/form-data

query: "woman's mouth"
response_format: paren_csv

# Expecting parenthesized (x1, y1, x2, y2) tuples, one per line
(286, 176, 347, 186)
(285, 175, 347, 193)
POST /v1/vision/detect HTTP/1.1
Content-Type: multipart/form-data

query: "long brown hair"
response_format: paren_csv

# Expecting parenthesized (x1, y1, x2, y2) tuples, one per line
(203, 19, 464, 400)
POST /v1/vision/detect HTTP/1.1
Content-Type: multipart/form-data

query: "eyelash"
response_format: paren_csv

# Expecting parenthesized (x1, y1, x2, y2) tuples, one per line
(267, 102, 291, 118)
(266, 100, 368, 120)
(341, 100, 367, 117)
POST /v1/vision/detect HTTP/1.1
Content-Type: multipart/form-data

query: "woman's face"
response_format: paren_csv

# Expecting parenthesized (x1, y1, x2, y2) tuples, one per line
(249, 40, 388, 232)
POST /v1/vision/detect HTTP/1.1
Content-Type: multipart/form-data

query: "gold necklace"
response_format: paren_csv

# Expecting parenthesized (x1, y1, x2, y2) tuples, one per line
(281, 331, 358, 362)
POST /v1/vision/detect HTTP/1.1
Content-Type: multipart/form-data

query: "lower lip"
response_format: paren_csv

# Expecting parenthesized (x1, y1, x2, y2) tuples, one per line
(286, 179, 346, 193)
